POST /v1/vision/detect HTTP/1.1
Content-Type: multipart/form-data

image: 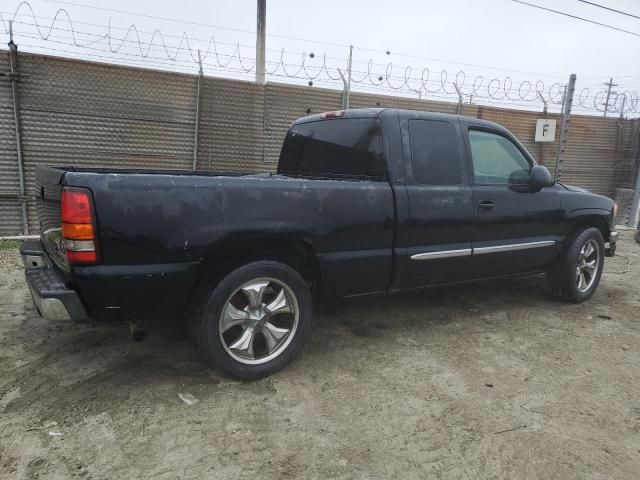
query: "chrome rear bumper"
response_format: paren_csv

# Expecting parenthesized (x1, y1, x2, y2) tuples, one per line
(20, 240, 89, 322)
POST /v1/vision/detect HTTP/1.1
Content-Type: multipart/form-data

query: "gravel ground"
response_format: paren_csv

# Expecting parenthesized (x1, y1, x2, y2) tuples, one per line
(1, 233, 639, 479)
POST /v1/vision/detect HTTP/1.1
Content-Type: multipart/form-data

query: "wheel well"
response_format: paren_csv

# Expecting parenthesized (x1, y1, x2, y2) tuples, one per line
(566, 217, 610, 248)
(192, 237, 321, 298)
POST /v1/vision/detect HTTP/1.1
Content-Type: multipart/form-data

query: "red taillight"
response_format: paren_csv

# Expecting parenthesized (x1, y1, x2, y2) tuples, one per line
(61, 187, 98, 265)
(61, 189, 92, 223)
(66, 249, 97, 264)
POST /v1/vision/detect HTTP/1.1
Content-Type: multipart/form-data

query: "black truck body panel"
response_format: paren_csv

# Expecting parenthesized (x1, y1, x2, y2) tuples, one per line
(27, 108, 616, 322)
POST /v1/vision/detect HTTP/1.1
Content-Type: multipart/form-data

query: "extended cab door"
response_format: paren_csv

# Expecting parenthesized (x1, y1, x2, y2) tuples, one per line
(391, 115, 476, 290)
(463, 122, 561, 277)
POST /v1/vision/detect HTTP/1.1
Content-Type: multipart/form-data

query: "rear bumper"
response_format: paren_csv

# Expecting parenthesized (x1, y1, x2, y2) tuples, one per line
(20, 240, 89, 322)
(605, 231, 618, 257)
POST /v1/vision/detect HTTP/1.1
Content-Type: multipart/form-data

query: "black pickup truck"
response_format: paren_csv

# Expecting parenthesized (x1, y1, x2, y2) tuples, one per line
(22, 108, 618, 378)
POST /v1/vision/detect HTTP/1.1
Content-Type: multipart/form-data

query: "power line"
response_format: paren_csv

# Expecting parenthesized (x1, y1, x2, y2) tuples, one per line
(508, 0, 640, 37)
(39, 0, 354, 48)
(17, 8, 638, 81)
(576, 1, 640, 20)
(33, 0, 566, 78)
(4, 1, 638, 114)
(40, 0, 260, 37)
(2, 2, 571, 80)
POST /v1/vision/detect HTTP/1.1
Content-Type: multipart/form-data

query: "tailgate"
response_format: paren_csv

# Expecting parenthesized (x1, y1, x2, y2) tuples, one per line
(36, 166, 69, 272)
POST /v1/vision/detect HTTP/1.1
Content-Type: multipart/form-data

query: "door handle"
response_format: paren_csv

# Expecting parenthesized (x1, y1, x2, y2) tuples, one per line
(477, 199, 495, 212)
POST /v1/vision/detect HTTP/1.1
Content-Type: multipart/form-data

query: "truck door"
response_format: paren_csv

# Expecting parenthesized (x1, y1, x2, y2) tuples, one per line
(463, 124, 561, 277)
(391, 116, 476, 291)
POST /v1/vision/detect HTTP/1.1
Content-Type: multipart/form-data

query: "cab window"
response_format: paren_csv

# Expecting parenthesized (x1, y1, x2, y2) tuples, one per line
(278, 118, 385, 179)
(408, 120, 463, 185)
(468, 130, 531, 185)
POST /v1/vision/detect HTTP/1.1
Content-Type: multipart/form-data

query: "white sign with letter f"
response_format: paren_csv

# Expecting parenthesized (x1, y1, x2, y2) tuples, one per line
(535, 119, 556, 142)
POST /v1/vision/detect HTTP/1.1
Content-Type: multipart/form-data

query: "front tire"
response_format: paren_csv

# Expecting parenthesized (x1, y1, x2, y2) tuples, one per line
(193, 261, 312, 379)
(547, 227, 605, 303)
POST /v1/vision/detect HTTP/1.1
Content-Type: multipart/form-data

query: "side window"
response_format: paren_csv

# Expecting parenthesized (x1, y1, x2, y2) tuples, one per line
(408, 120, 463, 185)
(468, 130, 531, 185)
(278, 118, 385, 179)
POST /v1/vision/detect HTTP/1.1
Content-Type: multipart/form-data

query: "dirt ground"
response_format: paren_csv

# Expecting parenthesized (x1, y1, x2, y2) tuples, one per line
(1, 233, 639, 480)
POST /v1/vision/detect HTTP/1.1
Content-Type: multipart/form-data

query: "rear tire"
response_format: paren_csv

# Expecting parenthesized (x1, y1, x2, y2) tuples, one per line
(191, 261, 312, 379)
(547, 227, 605, 303)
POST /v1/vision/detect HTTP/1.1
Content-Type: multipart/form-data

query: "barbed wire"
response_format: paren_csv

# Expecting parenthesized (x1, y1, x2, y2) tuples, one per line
(2, 1, 638, 115)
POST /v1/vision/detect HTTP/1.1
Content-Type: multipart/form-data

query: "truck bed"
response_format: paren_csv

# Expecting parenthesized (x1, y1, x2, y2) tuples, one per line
(35, 164, 396, 318)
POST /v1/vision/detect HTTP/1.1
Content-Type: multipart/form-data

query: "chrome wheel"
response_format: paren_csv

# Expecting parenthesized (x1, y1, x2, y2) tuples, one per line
(219, 277, 299, 365)
(576, 239, 599, 293)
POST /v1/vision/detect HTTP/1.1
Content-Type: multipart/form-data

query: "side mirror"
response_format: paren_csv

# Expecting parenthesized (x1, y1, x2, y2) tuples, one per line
(530, 165, 554, 192)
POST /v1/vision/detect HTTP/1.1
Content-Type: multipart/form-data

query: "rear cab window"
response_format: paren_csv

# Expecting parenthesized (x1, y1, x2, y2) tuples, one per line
(278, 118, 386, 180)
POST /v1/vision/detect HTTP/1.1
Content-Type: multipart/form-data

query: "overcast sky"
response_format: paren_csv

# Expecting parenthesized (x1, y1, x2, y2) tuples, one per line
(2, 0, 639, 113)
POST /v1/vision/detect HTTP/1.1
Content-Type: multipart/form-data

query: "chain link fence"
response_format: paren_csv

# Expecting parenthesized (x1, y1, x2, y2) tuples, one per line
(1, 49, 639, 235)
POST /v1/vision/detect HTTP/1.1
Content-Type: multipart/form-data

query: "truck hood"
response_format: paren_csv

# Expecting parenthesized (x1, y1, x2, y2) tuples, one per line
(559, 183, 590, 193)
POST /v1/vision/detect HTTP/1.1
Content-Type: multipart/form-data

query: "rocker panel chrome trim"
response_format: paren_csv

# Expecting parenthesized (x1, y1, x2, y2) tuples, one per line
(473, 240, 556, 255)
(410, 240, 556, 260)
(410, 248, 472, 260)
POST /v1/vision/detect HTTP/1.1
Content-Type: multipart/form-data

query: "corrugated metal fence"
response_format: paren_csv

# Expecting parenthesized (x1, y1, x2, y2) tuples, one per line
(1, 51, 639, 235)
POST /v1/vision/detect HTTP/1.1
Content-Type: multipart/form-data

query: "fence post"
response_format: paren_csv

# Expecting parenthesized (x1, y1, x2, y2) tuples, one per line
(536, 91, 548, 165)
(627, 125, 640, 228)
(192, 49, 203, 171)
(629, 168, 640, 229)
(619, 95, 626, 120)
(338, 45, 353, 109)
(453, 82, 463, 115)
(554, 74, 576, 183)
(7, 22, 28, 235)
(603, 77, 617, 118)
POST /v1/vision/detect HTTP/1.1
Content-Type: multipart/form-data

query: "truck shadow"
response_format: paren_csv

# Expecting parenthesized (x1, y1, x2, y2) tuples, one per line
(313, 273, 555, 337)
(4, 272, 584, 418)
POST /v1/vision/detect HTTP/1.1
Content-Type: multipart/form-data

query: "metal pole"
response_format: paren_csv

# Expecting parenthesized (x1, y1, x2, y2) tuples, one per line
(345, 45, 352, 110)
(337, 69, 347, 109)
(603, 77, 617, 118)
(192, 49, 203, 171)
(627, 122, 640, 228)
(453, 82, 463, 115)
(554, 74, 576, 183)
(255, 0, 266, 84)
(619, 95, 626, 120)
(337, 46, 353, 110)
(629, 163, 640, 228)
(536, 91, 548, 165)
(536, 91, 548, 115)
(559, 84, 566, 118)
(8, 21, 29, 235)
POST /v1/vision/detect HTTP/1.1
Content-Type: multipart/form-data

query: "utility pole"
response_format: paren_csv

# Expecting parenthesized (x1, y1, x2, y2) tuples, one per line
(345, 45, 352, 109)
(603, 77, 617, 118)
(255, 0, 266, 84)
